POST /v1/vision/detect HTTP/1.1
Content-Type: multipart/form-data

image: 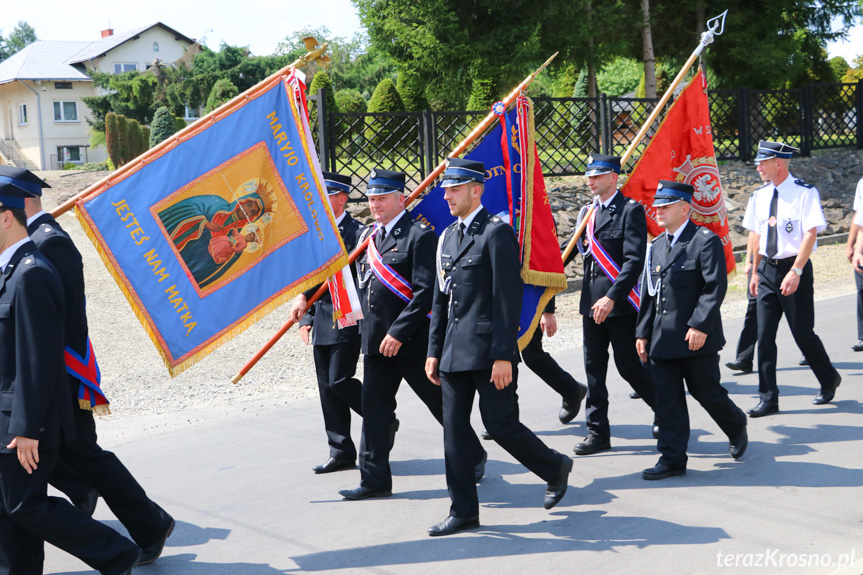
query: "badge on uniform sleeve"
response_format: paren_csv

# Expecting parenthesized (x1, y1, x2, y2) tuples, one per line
(785, 221, 793, 233)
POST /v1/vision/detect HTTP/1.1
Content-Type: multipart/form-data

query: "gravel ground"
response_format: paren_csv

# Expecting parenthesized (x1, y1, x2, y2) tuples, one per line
(35, 170, 859, 418)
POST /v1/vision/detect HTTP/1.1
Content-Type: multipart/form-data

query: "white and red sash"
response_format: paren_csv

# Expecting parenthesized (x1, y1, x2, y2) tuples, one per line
(65, 337, 111, 415)
(367, 226, 431, 318)
(586, 206, 641, 311)
(327, 266, 363, 328)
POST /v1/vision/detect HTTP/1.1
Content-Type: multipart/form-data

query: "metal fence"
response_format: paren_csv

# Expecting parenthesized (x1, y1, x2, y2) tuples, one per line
(308, 80, 863, 194)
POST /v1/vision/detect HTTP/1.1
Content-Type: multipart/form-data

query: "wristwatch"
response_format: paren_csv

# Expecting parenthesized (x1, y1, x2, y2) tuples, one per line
(791, 267, 803, 276)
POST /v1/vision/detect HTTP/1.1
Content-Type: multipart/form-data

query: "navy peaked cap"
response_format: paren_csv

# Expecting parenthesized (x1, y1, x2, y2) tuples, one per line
(0, 165, 50, 196)
(441, 157, 486, 188)
(322, 171, 352, 194)
(585, 153, 621, 177)
(754, 140, 798, 163)
(652, 180, 693, 207)
(366, 168, 406, 196)
(0, 181, 37, 210)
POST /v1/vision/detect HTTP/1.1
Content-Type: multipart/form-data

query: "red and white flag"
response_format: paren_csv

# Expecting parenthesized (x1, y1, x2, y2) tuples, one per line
(622, 67, 735, 274)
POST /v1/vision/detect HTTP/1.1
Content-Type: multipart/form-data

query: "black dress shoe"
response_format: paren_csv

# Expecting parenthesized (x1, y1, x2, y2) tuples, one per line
(138, 517, 174, 566)
(574, 434, 611, 456)
(544, 455, 573, 509)
(853, 340, 863, 352)
(725, 360, 753, 373)
(799, 356, 808, 366)
(747, 401, 778, 418)
(729, 426, 748, 460)
(427, 515, 480, 536)
(474, 451, 487, 483)
(814, 373, 841, 405)
(338, 485, 393, 500)
(559, 382, 588, 424)
(481, 428, 492, 440)
(313, 457, 355, 474)
(74, 488, 99, 517)
(629, 391, 640, 399)
(642, 462, 686, 480)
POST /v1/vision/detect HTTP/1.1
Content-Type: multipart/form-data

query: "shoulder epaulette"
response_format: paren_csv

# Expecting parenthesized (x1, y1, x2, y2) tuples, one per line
(794, 179, 814, 189)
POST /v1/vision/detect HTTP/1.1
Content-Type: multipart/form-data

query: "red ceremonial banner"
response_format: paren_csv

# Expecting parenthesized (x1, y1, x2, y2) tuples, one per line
(621, 67, 735, 274)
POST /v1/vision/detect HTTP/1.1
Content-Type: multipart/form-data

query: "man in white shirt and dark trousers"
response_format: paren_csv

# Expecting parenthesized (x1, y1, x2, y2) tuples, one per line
(742, 140, 840, 417)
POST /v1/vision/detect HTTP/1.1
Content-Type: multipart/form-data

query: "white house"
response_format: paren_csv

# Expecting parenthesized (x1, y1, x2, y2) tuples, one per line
(0, 22, 197, 170)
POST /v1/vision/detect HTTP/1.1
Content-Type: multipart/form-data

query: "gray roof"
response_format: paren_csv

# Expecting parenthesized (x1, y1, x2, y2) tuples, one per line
(0, 41, 92, 84)
(0, 22, 196, 85)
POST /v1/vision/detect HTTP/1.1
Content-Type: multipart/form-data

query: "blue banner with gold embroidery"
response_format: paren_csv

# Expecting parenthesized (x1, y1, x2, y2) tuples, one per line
(411, 98, 566, 349)
(75, 72, 347, 376)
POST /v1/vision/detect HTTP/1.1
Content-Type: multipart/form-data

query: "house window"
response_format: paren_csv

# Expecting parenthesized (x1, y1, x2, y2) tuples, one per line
(113, 63, 138, 74)
(60, 146, 82, 163)
(184, 104, 201, 120)
(53, 101, 79, 122)
(153, 42, 159, 52)
(55, 82, 73, 90)
(18, 104, 27, 126)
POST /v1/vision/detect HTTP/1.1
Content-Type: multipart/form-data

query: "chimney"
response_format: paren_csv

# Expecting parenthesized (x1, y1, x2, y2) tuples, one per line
(101, 28, 114, 38)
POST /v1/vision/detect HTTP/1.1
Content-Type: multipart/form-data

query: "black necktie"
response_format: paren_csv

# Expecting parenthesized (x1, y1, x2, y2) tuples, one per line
(666, 234, 674, 255)
(456, 223, 465, 247)
(766, 187, 779, 258)
(376, 227, 386, 250)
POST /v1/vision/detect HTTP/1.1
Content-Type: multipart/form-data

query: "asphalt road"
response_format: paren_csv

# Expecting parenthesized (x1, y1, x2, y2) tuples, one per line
(45, 295, 863, 575)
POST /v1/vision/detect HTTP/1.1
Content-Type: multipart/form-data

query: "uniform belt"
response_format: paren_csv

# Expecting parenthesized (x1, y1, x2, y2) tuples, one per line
(763, 256, 795, 265)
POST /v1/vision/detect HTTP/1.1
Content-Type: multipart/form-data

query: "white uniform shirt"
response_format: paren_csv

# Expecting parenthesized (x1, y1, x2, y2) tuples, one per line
(742, 173, 826, 259)
(853, 178, 863, 227)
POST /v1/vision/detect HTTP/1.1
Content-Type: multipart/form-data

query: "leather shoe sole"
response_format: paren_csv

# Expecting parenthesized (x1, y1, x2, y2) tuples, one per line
(729, 426, 748, 460)
(814, 374, 841, 405)
(313, 457, 355, 474)
(544, 456, 573, 509)
(574, 436, 611, 456)
(559, 382, 588, 424)
(428, 515, 480, 536)
(747, 402, 778, 418)
(725, 361, 753, 373)
(138, 518, 174, 566)
(338, 486, 393, 500)
(642, 463, 686, 480)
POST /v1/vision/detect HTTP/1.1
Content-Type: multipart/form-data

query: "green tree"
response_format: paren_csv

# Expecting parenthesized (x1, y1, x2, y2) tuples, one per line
(308, 70, 338, 130)
(205, 78, 239, 113)
(365, 78, 405, 155)
(396, 68, 429, 111)
(335, 89, 367, 114)
(141, 126, 151, 151)
(105, 113, 121, 168)
(115, 115, 130, 166)
(597, 57, 643, 96)
(830, 56, 850, 83)
(149, 107, 177, 148)
(126, 119, 143, 160)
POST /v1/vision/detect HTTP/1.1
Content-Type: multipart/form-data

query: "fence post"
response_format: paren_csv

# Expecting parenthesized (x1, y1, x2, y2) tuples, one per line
(599, 93, 610, 154)
(421, 109, 436, 179)
(800, 85, 812, 157)
(737, 88, 750, 162)
(857, 79, 863, 150)
(315, 88, 329, 171)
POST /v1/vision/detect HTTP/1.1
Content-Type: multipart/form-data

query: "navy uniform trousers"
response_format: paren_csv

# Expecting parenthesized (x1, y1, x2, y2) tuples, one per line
(441, 366, 562, 518)
(583, 314, 656, 438)
(521, 326, 583, 402)
(314, 342, 363, 461)
(732, 268, 759, 365)
(856, 269, 863, 340)
(756, 258, 838, 402)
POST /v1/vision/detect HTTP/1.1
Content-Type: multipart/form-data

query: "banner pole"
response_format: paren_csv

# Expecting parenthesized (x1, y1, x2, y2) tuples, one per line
(232, 53, 559, 383)
(560, 10, 727, 266)
(51, 39, 330, 218)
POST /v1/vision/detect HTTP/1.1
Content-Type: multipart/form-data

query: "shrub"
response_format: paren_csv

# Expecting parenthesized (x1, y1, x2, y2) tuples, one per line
(397, 69, 428, 112)
(149, 107, 177, 148)
(105, 112, 121, 168)
(205, 78, 239, 113)
(365, 79, 406, 156)
(115, 115, 129, 166)
(308, 70, 338, 129)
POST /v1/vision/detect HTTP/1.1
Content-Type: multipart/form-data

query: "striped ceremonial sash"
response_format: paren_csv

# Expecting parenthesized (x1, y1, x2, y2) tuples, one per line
(65, 337, 111, 415)
(586, 208, 641, 311)
(327, 265, 363, 328)
(367, 227, 431, 318)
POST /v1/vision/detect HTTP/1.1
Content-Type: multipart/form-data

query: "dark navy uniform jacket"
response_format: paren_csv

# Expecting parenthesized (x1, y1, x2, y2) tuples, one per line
(428, 208, 522, 372)
(636, 221, 727, 359)
(299, 213, 364, 346)
(579, 191, 647, 318)
(0, 241, 75, 453)
(28, 214, 89, 360)
(356, 211, 436, 356)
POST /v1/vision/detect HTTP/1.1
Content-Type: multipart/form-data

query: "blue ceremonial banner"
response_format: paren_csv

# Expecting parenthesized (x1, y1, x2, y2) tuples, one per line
(76, 71, 348, 375)
(411, 98, 567, 348)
